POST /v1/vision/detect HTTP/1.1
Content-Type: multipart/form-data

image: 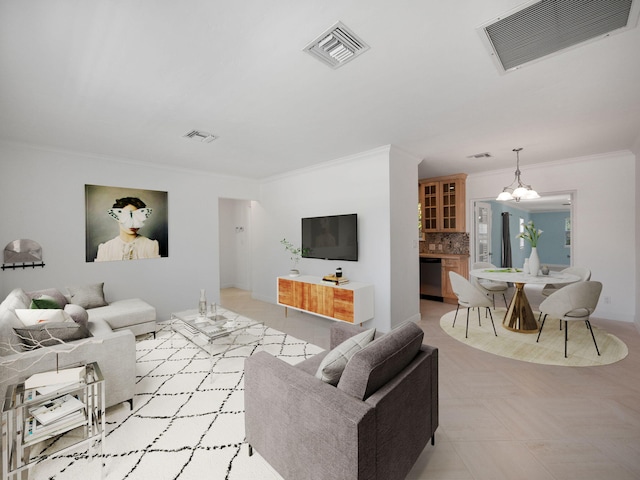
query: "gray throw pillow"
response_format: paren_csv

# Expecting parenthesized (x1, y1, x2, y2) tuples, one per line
(14, 323, 92, 349)
(64, 303, 89, 327)
(315, 327, 376, 385)
(66, 283, 108, 309)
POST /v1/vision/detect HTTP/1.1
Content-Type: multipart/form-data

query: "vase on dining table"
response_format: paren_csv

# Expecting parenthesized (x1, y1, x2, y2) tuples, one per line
(529, 247, 540, 276)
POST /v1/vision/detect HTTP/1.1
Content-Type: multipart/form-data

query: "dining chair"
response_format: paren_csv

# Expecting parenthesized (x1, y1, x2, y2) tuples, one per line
(541, 266, 591, 297)
(449, 271, 497, 338)
(471, 261, 510, 308)
(536, 281, 602, 358)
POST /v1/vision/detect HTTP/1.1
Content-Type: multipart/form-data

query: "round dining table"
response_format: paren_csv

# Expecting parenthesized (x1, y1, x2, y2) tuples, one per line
(469, 269, 581, 333)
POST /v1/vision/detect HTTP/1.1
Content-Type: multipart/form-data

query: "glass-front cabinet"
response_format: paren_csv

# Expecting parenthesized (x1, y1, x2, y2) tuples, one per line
(419, 173, 467, 233)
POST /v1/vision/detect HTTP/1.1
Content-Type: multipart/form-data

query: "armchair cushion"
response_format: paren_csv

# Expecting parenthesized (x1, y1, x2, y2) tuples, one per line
(315, 328, 375, 385)
(338, 321, 424, 400)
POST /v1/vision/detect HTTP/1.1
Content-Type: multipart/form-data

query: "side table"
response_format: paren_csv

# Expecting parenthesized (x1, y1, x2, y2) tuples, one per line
(1, 363, 105, 480)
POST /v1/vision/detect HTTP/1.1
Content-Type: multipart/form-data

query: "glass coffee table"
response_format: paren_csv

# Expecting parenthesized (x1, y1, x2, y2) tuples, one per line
(170, 308, 266, 380)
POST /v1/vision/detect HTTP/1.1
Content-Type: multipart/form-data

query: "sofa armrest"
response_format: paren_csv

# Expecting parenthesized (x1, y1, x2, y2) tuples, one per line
(0, 328, 135, 409)
(245, 351, 376, 480)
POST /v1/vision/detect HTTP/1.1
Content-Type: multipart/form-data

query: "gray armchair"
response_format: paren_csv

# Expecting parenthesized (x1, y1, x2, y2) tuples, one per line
(244, 321, 438, 480)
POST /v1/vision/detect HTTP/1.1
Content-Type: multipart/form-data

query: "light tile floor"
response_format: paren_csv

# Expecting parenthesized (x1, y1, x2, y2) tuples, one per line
(221, 287, 640, 480)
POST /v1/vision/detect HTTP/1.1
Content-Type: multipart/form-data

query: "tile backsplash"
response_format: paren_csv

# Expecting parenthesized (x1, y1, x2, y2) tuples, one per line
(420, 232, 470, 255)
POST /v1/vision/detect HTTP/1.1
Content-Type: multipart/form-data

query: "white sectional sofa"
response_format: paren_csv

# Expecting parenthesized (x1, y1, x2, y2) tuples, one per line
(0, 285, 155, 409)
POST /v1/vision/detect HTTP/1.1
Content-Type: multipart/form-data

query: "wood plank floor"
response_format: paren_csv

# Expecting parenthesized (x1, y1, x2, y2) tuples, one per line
(221, 287, 640, 480)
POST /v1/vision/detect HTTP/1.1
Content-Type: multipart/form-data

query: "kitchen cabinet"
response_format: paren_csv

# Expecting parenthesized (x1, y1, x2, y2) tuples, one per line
(419, 173, 467, 233)
(441, 256, 469, 304)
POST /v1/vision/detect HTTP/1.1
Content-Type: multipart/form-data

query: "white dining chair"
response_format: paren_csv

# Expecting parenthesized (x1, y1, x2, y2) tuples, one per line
(449, 271, 497, 338)
(541, 266, 591, 297)
(471, 261, 510, 309)
(536, 281, 602, 358)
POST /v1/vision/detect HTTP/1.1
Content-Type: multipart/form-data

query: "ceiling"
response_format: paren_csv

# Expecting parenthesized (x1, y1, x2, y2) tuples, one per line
(1, 1, 639, 180)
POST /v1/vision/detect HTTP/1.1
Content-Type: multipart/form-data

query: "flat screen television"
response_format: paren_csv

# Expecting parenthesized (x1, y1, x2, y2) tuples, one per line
(301, 214, 358, 261)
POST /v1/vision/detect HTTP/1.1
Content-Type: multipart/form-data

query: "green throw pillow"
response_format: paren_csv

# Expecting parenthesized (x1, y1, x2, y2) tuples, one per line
(29, 295, 61, 310)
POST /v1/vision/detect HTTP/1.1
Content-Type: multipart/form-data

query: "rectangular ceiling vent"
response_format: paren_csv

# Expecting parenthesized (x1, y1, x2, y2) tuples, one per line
(467, 152, 492, 159)
(304, 21, 370, 69)
(478, 0, 640, 73)
(182, 130, 217, 143)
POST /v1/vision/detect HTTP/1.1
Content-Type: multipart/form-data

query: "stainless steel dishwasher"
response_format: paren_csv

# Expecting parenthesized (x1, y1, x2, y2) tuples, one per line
(420, 257, 443, 301)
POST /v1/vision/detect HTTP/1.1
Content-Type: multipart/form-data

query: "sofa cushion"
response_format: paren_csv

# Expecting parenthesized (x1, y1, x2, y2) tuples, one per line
(27, 289, 69, 309)
(66, 283, 108, 309)
(337, 321, 424, 400)
(1, 288, 30, 311)
(15, 309, 73, 326)
(63, 304, 89, 327)
(88, 298, 155, 330)
(14, 323, 92, 349)
(29, 295, 61, 309)
(314, 328, 376, 385)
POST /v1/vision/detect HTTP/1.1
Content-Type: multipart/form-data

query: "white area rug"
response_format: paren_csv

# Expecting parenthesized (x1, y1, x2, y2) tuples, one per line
(29, 324, 323, 479)
(440, 308, 628, 366)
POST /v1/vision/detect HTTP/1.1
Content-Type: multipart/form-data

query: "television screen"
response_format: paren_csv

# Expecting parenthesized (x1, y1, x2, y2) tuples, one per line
(301, 214, 358, 261)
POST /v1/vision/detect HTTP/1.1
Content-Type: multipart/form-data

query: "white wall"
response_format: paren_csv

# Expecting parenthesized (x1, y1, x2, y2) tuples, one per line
(467, 151, 636, 322)
(219, 198, 252, 290)
(0, 142, 258, 321)
(251, 146, 420, 332)
(389, 146, 421, 327)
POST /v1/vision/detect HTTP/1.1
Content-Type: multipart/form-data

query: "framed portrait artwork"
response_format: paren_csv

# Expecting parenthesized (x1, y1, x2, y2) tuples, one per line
(85, 184, 169, 262)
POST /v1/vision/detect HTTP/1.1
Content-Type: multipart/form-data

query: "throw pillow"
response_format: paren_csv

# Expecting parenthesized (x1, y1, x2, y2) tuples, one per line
(63, 304, 89, 327)
(27, 288, 69, 308)
(66, 283, 108, 309)
(315, 328, 376, 386)
(29, 295, 61, 310)
(14, 323, 92, 349)
(15, 309, 73, 326)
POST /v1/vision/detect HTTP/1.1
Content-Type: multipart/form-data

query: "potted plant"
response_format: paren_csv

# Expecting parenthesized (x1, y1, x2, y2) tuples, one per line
(281, 239, 308, 277)
(516, 221, 543, 275)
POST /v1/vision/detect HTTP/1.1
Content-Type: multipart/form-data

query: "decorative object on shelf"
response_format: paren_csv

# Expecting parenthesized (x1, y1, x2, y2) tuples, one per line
(2, 239, 45, 270)
(280, 238, 309, 277)
(496, 148, 540, 202)
(199, 289, 207, 317)
(336, 267, 342, 278)
(541, 265, 550, 275)
(517, 221, 543, 276)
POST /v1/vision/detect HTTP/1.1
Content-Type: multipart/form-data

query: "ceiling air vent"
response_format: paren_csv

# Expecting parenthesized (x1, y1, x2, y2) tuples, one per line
(467, 152, 492, 159)
(304, 21, 369, 69)
(182, 130, 217, 143)
(478, 0, 640, 73)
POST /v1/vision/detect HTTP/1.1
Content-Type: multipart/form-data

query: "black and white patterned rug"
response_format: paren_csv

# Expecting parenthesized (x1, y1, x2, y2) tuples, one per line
(30, 324, 323, 479)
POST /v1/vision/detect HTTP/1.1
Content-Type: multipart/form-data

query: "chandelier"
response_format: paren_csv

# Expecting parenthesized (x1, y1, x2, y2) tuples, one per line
(496, 148, 540, 202)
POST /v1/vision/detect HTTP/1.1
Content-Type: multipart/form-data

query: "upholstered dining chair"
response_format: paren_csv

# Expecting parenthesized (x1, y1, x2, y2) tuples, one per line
(449, 272, 497, 338)
(536, 281, 603, 358)
(471, 261, 510, 308)
(541, 266, 591, 297)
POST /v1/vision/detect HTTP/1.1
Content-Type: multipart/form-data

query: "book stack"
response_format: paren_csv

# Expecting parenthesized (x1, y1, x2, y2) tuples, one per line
(24, 394, 86, 444)
(322, 274, 349, 285)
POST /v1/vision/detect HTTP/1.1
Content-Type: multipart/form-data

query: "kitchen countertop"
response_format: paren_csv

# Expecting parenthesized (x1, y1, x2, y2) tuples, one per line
(420, 253, 469, 258)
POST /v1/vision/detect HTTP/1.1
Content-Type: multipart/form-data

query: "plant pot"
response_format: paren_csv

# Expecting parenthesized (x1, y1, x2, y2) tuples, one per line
(289, 269, 300, 277)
